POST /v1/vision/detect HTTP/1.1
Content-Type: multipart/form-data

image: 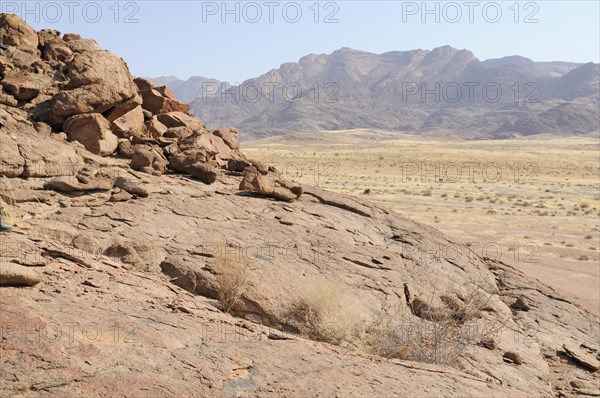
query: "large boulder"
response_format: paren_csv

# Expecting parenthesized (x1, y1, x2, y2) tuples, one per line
(108, 105, 145, 137)
(105, 95, 143, 121)
(133, 77, 154, 92)
(239, 166, 303, 202)
(168, 147, 220, 184)
(163, 126, 195, 141)
(130, 145, 168, 176)
(50, 51, 138, 124)
(212, 128, 240, 150)
(156, 112, 203, 131)
(178, 132, 233, 163)
(140, 88, 190, 115)
(145, 116, 168, 138)
(63, 113, 118, 156)
(40, 39, 73, 65)
(66, 38, 101, 53)
(187, 162, 219, 184)
(169, 148, 209, 170)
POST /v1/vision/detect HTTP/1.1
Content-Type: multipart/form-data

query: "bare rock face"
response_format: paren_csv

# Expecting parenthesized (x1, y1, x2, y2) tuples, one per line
(563, 342, 600, 371)
(63, 113, 119, 156)
(0, 106, 83, 177)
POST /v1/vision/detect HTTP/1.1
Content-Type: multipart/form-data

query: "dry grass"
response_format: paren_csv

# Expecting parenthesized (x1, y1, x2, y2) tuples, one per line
(363, 315, 412, 360)
(211, 254, 252, 314)
(292, 278, 362, 345)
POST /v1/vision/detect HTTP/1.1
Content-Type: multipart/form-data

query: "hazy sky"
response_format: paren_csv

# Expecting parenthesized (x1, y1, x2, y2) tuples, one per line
(9, 1, 600, 82)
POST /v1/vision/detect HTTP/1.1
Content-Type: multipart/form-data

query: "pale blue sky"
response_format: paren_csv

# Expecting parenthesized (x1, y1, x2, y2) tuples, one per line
(8, 0, 600, 82)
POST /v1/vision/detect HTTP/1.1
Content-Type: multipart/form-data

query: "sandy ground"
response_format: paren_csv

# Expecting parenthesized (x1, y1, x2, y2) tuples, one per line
(244, 131, 600, 316)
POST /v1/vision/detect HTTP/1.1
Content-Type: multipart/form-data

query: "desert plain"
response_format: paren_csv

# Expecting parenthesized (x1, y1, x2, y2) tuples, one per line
(245, 132, 600, 316)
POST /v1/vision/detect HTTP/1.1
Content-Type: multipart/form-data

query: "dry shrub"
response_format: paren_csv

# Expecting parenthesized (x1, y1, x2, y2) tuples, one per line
(293, 278, 362, 345)
(363, 314, 412, 360)
(366, 282, 502, 365)
(211, 254, 252, 314)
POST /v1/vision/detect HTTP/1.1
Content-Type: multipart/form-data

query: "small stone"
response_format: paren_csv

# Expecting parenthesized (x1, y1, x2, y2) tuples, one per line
(110, 189, 133, 202)
(511, 297, 530, 311)
(503, 351, 523, 365)
(177, 306, 192, 314)
(0, 262, 42, 286)
(114, 177, 149, 198)
(570, 379, 587, 389)
(82, 279, 101, 288)
(279, 214, 295, 226)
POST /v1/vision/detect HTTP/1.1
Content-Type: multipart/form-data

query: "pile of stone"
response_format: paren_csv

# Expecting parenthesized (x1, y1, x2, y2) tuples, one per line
(0, 13, 301, 201)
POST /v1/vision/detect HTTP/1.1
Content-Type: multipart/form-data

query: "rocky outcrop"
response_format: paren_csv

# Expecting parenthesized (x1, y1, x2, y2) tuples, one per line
(0, 14, 269, 190)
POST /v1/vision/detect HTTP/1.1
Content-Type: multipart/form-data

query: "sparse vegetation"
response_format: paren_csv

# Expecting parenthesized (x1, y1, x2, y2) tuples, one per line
(292, 279, 362, 345)
(247, 138, 600, 316)
(212, 254, 252, 314)
(365, 278, 501, 366)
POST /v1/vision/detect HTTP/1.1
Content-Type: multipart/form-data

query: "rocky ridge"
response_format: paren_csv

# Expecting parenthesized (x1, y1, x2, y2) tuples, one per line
(1, 14, 599, 398)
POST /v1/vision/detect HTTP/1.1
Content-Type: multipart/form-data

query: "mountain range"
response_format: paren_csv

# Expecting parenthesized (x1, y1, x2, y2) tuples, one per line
(149, 46, 599, 140)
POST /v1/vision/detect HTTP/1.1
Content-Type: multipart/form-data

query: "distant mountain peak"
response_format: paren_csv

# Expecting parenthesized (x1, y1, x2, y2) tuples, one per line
(150, 46, 596, 140)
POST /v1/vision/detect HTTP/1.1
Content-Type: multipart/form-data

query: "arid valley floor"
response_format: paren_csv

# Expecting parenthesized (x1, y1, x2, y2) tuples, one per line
(245, 133, 600, 316)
